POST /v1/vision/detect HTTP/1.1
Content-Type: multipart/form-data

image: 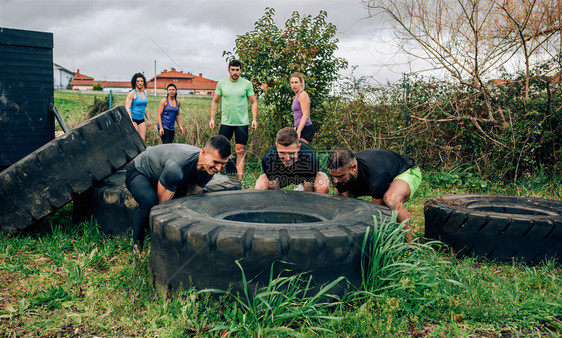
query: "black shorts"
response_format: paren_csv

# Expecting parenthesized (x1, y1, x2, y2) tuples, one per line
(300, 124, 315, 143)
(132, 118, 145, 124)
(219, 124, 249, 145)
(159, 128, 175, 144)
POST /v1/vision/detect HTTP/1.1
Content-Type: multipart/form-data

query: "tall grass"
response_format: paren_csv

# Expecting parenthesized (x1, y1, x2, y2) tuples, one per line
(203, 260, 344, 336)
(54, 91, 273, 161)
(2, 91, 557, 336)
(1, 196, 560, 336)
(360, 212, 459, 295)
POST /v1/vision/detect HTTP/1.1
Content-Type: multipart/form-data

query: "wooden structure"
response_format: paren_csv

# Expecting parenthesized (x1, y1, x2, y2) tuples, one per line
(0, 27, 54, 171)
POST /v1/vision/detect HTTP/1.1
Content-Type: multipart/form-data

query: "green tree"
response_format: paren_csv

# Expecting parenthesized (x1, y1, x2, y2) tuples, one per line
(224, 7, 348, 139)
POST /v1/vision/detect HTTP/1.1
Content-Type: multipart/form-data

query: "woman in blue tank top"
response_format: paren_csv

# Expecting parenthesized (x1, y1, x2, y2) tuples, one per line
(157, 83, 184, 144)
(126, 73, 152, 141)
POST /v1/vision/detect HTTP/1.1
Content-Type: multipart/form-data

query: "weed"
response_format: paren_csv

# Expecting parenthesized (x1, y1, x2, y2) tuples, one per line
(30, 285, 73, 310)
(203, 260, 344, 336)
(360, 211, 459, 295)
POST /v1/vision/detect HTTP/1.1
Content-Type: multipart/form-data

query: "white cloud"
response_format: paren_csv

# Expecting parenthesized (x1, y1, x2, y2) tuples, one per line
(1, 0, 409, 84)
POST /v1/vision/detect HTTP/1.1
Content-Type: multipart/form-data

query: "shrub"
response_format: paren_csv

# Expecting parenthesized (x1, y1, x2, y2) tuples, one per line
(87, 96, 110, 118)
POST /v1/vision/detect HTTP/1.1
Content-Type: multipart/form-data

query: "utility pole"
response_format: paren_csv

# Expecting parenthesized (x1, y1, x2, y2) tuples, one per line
(154, 60, 157, 96)
(403, 73, 410, 157)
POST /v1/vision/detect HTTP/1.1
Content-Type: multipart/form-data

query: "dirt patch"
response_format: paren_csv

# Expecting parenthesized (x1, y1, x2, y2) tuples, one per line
(0, 270, 21, 309)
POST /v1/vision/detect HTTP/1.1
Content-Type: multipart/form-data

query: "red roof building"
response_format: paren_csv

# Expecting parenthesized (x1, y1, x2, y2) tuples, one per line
(146, 68, 217, 95)
(69, 69, 96, 90)
(70, 68, 217, 95)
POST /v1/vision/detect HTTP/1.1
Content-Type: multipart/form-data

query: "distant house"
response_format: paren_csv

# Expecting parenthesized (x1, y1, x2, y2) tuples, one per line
(69, 69, 96, 90)
(146, 68, 218, 96)
(70, 68, 217, 95)
(489, 72, 561, 87)
(53, 63, 75, 89)
(101, 81, 131, 94)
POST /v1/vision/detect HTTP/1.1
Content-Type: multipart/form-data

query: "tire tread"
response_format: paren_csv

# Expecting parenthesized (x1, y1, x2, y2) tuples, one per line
(425, 194, 561, 264)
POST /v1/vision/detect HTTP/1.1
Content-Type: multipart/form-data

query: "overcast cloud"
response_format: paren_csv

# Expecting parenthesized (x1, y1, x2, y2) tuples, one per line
(0, 0, 414, 84)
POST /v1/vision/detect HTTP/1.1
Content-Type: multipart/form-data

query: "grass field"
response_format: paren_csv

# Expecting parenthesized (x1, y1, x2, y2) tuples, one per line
(0, 91, 559, 336)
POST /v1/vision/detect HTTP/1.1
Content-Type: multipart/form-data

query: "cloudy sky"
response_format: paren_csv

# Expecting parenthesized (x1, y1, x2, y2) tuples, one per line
(0, 0, 416, 84)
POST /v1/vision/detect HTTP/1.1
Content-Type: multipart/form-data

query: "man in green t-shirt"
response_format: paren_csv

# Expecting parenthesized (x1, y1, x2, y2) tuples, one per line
(209, 59, 258, 181)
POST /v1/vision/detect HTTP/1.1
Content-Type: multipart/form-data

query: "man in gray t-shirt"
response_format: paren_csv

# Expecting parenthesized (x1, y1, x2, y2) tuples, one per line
(125, 135, 231, 252)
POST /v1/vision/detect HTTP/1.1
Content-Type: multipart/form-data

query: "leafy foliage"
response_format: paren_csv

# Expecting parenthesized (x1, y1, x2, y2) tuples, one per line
(318, 57, 561, 181)
(225, 7, 348, 141)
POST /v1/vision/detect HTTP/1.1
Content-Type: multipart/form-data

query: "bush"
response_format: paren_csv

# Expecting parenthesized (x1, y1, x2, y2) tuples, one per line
(87, 96, 110, 118)
(307, 66, 561, 181)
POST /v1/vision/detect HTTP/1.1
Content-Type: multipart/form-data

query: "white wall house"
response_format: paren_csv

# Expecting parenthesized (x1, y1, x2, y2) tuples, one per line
(53, 63, 74, 89)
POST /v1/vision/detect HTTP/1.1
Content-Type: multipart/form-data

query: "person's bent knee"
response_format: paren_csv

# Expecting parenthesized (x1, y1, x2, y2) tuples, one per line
(314, 172, 330, 193)
(235, 145, 246, 156)
(139, 194, 159, 210)
(383, 193, 402, 211)
(254, 174, 270, 190)
(314, 184, 329, 194)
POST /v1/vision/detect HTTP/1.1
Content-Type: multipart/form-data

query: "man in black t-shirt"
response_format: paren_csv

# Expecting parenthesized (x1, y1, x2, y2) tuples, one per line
(326, 148, 422, 225)
(255, 127, 329, 192)
(125, 135, 231, 252)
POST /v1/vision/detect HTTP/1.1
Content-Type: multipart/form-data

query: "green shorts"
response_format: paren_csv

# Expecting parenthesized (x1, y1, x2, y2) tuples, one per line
(394, 167, 422, 198)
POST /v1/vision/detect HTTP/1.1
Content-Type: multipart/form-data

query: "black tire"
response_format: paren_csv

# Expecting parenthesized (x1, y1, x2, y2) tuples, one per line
(72, 170, 137, 236)
(149, 190, 392, 296)
(73, 172, 242, 236)
(0, 106, 146, 234)
(424, 194, 562, 264)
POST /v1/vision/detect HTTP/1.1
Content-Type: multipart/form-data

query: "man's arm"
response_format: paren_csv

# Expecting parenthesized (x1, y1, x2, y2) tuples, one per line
(209, 93, 221, 130)
(335, 189, 353, 197)
(372, 197, 384, 205)
(249, 94, 258, 130)
(267, 177, 281, 190)
(157, 181, 175, 203)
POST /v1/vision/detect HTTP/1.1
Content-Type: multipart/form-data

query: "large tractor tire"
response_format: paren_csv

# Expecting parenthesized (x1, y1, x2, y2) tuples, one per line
(424, 194, 562, 264)
(149, 190, 392, 296)
(73, 171, 241, 236)
(0, 106, 146, 234)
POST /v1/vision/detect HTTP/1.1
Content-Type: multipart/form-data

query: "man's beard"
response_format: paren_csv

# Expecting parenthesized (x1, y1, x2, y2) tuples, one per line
(334, 181, 351, 193)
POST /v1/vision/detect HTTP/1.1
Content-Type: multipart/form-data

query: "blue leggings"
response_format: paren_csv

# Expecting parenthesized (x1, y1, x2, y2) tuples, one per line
(125, 165, 158, 245)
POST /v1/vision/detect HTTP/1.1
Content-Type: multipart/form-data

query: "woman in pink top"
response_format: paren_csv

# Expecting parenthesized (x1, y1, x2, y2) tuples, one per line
(290, 72, 315, 144)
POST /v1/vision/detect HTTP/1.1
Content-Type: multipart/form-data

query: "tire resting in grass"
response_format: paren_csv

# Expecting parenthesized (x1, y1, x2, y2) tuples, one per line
(148, 190, 392, 296)
(0, 106, 146, 234)
(72, 171, 241, 236)
(424, 194, 562, 264)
